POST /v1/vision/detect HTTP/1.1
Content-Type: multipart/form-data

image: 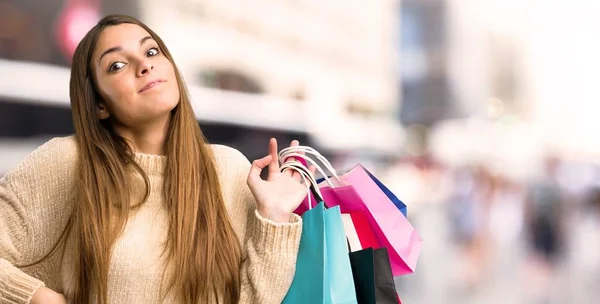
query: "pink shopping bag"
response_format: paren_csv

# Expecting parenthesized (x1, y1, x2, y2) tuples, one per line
(308, 165, 422, 276)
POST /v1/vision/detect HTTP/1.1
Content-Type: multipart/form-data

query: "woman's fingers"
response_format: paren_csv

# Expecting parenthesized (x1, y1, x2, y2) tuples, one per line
(308, 165, 316, 176)
(268, 138, 280, 176)
(248, 155, 272, 183)
(276, 139, 312, 184)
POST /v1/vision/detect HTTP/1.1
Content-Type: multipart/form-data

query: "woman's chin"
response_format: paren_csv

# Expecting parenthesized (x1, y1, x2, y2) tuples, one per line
(151, 97, 179, 114)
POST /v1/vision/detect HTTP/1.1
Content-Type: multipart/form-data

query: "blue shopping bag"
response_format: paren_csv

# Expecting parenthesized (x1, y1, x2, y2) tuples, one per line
(325, 204, 358, 304)
(283, 202, 358, 304)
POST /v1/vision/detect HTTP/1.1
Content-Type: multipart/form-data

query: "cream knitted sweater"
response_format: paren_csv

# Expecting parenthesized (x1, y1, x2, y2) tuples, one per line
(0, 136, 302, 303)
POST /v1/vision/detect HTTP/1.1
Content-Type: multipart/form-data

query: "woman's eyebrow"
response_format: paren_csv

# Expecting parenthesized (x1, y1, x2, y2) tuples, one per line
(98, 36, 154, 64)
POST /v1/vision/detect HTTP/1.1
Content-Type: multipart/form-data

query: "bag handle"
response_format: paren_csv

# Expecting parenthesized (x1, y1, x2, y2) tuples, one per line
(278, 146, 342, 187)
(283, 159, 357, 254)
(279, 146, 340, 179)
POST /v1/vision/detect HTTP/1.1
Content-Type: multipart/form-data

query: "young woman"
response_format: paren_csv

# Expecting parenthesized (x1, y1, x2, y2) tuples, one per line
(0, 15, 312, 304)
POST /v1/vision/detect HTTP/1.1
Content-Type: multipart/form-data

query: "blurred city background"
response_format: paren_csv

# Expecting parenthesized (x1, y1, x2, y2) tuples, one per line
(1, 0, 599, 303)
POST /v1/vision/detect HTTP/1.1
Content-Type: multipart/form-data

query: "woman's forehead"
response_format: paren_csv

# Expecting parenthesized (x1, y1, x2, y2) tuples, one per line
(94, 23, 151, 59)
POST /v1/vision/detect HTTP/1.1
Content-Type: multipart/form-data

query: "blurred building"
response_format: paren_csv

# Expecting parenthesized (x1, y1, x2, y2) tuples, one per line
(408, 0, 600, 179)
(0, 0, 405, 175)
(398, 0, 453, 127)
(139, 0, 404, 156)
(148, 0, 398, 112)
(404, 0, 545, 180)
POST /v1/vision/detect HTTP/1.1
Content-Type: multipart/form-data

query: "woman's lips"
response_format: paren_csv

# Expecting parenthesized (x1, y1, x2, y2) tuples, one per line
(139, 79, 165, 93)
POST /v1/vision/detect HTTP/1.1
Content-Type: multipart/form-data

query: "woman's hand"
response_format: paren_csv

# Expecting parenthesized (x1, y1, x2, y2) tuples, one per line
(247, 138, 315, 223)
(31, 286, 67, 304)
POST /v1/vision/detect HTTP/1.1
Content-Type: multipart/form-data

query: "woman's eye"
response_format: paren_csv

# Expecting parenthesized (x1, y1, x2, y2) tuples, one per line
(109, 62, 126, 72)
(146, 47, 160, 57)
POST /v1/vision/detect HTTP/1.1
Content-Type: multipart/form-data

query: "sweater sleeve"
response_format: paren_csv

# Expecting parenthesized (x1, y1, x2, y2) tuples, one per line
(238, 208, 302, 304)
(214, 146, 302, 304)
(0, 136, 77, 303)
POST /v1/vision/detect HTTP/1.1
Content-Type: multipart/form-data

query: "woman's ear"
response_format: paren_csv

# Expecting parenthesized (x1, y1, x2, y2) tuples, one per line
(97, 102, 111, 120)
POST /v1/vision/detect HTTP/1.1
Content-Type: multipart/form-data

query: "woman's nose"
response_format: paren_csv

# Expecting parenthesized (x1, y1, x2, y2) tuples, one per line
(137, 59, 154, 77)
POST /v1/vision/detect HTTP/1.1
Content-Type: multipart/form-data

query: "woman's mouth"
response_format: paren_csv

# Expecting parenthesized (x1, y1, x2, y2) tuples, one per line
(139, 79, 165, 93)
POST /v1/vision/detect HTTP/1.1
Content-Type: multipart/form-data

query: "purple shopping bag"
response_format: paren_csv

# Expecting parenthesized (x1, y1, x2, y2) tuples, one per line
(312, 165, 422, 276)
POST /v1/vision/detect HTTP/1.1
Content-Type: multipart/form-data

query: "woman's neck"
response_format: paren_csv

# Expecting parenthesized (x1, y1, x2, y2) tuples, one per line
(113, 115, 170, 155)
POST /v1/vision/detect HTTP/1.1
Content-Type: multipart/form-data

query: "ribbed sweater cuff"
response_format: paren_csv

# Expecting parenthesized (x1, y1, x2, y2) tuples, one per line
(0, 260, 45, 303)
(252, 210, 302, 255)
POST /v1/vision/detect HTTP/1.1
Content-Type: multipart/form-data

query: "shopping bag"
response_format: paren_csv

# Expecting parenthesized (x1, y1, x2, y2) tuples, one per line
(318, 165, 422, 276)
(324, 205, 358, 304)
(283, 202, 326, 303)
(294, 175, 407, 218)
(282, 202, 357, 303)
(279, 146, 406, 217)
(349, 248, 401, 304)
(364, 169, 407, 217)
(278, 147, 421, 276)
(342, 213, 363, 252)
(342, 211, 379, 251)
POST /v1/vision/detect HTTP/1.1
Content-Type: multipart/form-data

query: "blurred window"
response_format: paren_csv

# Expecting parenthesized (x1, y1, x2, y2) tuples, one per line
(199, 70, 264, 94)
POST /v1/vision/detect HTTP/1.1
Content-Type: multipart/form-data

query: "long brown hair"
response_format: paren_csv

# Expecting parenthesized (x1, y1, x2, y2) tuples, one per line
(35, 15, 242, 303)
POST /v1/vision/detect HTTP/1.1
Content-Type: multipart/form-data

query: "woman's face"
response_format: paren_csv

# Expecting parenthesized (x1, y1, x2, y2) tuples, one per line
(92, 23, 179, 128)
